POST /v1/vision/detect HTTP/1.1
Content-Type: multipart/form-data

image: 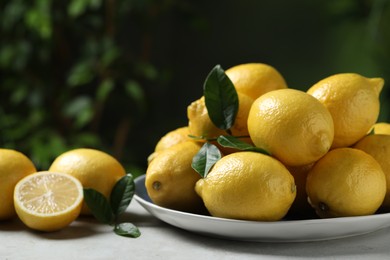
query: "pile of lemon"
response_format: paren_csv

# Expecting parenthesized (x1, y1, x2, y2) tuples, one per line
(0, 148, 125, 231)
(146, 63, 390, 221)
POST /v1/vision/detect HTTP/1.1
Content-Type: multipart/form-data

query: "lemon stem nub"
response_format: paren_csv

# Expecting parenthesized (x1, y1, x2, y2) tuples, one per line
(153, 181, 161, 191)
(319, 202, 329, 212)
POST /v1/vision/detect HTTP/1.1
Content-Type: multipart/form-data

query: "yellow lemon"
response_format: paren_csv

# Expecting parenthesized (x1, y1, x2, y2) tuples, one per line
(14, 171, 83, 232)
(48, 148, 126, 215)
(370, 122, 390, 135)
(145, 141, 205, 213)
(195, 152, 296, 221)
(148, 126, 191, 164)
(187, 92, 254, 139)
(247, 88, 334, 166)
(306, 148, 386, 218)
(225, 63, 288, 100)
(155, 126, 190, 152)
(307, 73, 383, 148)
(354, 135, 390, 211)
(0, 149, 36, 220)
(286, 163, 316, 219)
(187, 96, 225, 140)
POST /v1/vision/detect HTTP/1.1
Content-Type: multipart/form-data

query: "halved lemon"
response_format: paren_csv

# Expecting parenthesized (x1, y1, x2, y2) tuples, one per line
(14, 171, 83, 232)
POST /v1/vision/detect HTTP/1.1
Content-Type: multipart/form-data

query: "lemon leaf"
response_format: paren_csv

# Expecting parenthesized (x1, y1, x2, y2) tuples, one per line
(217, 135, 270, 155)
(191, 142, 221, 178)
(204, 64, 238, 130)
(110, 173, 135, 216)
(114, 222, 141, 238)
(83, 188, 114, 224)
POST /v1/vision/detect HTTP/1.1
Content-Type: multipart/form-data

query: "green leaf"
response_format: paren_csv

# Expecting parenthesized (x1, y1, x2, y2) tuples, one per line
(83, 188, 114, 224)
(203, 65, 238, 130)
(63, 96, 93, 128)
(114, 223, 141, 238)
(96, 78, 114, 101)
(101, 47, 120, 67)
(217, 135, 270, 155)
(68, 0, 89, 18)
(67, 61, 94, 87)
(110, 174, 135, 216)
(125, 80, 146, 111)
(191, 142, 221, 178)
(24, 0, 52, 39)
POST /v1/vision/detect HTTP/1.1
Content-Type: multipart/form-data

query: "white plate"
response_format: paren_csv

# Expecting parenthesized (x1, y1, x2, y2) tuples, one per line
(134, 174, 390, 242)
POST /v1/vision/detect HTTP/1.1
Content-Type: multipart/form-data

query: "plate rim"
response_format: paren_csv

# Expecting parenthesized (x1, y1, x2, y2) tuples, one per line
(134, 174, 390, 241)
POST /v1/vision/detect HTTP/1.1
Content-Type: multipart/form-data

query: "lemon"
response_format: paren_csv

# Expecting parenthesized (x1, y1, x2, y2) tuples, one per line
(306, 148, 386, 218)
(187, 96, 225, 140)
(230, 92, 255, 137)
(247, 88, 334, 166)
(225, 63, 288, 100)
(286, 163, 315, 218)
(370, 122, 390, 135)
(195, 152, 296, 221)
(0, 149, 36, 220)
(354, 135, 390, 211)
(187, 92, 254, 139)
(155, 126, 190, 152)
(14, 171, 83, 232)
(145, 141, 204, 213)
(307, 73, 383, 148)
(148, 126, 191, 164)
(48, 148, 126, 215)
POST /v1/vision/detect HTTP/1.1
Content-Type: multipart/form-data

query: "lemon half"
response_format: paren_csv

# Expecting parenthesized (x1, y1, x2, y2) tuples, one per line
(14, 171, 83, 232)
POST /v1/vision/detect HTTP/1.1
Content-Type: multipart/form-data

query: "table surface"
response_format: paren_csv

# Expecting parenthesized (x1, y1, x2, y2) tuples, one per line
(1, 200, 390, 260)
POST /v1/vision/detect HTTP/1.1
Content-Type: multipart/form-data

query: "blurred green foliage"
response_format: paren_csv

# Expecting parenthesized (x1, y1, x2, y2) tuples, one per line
(0, 0, 389, 173)
(0, 0, 196, 172)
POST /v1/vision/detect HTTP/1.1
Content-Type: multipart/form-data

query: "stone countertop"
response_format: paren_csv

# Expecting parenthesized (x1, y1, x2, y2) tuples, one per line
(1, 200, 390, 260)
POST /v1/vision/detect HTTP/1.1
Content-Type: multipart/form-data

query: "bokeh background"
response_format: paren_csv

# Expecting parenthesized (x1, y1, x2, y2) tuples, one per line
(1, 0, 389, 175)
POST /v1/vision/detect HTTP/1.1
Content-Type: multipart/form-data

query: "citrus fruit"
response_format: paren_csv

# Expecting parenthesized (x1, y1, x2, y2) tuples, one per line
(14, 171, 83, 232)
(307, 73, 383, 148)
(354, 134, 390, 211)
(48, 148, 126, 215)
(286, 163, 315, 218)
(155, 126, 190, 152)
(145, 141, 204, 213)
(370, 122, 390, 135)
(0, 149, 36, 220)
(148, 126, 191, 164)
(225, 63, 288, 100)
(247, 88, 334, 166)
(187, 92, 254, 140)
(187, 96, 225, 140)
(306, 148, 386, 218)
(195, 152, 296, 221)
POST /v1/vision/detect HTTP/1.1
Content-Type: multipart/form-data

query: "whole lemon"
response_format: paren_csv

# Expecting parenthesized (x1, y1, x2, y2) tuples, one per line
(49, 148, 126, 215)
(145, 141, 204, 213)
(306, 148, 386, 218)
(148, 126, 190, 164)
(225, 63, 288, 100)
(286, 163, 316, 219)
(195, 152, 296, 221)
(354, 135, 390, 211)
(187, 92, 254, 140)
(0, 149, 36, 220)
(187, 96, 225, 140)
(307, 73, 383, 148)
(370, 122, 390, 135)
(154, 126, 190, 152)
(247, 88, 334, 166)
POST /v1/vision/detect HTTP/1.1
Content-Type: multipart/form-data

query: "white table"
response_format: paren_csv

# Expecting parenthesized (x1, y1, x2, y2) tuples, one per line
(1, 200, 390, 260)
